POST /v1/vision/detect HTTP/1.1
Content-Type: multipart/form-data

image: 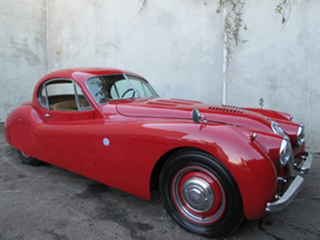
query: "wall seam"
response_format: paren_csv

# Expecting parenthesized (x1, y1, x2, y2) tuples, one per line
(222, 3, 228, 105)
(46, 0, 50, 73)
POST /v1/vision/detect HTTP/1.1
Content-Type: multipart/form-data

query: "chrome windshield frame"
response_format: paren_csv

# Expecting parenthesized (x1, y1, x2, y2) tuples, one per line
(123, 73, 142, 98)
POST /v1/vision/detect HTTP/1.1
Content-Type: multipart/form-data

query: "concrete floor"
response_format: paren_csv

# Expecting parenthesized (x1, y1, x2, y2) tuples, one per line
(0, 122, 319, 240)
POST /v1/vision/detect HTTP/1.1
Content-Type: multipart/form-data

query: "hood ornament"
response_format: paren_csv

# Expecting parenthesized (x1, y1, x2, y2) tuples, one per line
(192, 109, 208, 124)
(259, 98, 264, 109)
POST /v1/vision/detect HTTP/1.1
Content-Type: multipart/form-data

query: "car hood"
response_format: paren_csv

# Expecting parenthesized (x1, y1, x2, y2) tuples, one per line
(114, 98, 273, 132)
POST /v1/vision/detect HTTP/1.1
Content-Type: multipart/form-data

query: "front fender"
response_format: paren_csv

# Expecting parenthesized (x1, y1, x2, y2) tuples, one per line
(181, 124, 281, 220)
(143, 121, 280, 219)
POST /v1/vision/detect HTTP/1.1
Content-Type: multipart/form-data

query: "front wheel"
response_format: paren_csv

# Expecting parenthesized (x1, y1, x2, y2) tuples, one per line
(17, 150, 40, 166)
(159, 150, 244, 238)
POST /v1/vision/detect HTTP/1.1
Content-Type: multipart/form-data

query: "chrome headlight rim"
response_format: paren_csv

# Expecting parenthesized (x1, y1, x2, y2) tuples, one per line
(279, 137, 292, 167)
(271, 121, 286, 137)
(297, 124, 305, 147)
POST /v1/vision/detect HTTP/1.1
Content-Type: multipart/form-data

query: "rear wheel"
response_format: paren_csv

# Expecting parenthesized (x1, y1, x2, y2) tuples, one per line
(159, 150, 244, 238)
(17, 150, 40, 166)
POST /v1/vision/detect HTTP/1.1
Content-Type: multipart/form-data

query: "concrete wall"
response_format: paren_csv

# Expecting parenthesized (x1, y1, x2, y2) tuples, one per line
(47, 0, 223, 103)
(0, 0, 47, 122)
(1, 0, 319, 150)
(227, 1, 320, 151)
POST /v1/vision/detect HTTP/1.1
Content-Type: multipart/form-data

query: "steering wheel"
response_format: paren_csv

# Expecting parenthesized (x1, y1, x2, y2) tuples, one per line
(121, 88, 135, 98)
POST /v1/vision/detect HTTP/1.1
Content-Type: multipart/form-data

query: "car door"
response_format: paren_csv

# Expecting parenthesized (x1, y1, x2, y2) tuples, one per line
(36, 79, 95, 173)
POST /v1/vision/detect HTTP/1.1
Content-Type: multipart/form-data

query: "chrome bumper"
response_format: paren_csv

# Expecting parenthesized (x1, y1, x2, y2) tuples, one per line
(266, 175, 304, 212)
(266, 151, 313, 213)
(295, 151, 313, 174)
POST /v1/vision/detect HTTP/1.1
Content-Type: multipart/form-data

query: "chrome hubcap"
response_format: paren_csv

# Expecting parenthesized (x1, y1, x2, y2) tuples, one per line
(171, 165, 226, 224)
(182, 177, 214, 213)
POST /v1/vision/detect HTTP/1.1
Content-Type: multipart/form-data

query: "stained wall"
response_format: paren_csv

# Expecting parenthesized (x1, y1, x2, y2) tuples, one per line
(0, 0, 47, 121)
(1, 0, 319, 150)
(227, 1, 320, 150)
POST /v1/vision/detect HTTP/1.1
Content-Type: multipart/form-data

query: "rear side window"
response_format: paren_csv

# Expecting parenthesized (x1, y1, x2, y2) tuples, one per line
(38, 79, 92, 111)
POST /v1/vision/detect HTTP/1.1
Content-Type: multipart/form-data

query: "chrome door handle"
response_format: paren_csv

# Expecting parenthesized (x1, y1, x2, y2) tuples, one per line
(44, 113, 50, 118)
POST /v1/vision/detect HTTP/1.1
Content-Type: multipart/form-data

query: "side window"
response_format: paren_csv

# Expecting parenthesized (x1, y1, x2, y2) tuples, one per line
(74, 84, 92, 110)
(39, 85, 49, 108)
(38, 80, 92, 111)
(87, 77, 110, 103)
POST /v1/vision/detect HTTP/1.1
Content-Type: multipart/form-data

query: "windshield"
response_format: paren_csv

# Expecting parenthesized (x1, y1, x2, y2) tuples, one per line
(86, 74, 159, 104)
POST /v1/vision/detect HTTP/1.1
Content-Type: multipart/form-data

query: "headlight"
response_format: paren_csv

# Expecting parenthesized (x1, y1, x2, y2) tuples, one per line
(297, 124, 305, 147)
(271, 121, 286, 136)
(279, 138, 292, 167)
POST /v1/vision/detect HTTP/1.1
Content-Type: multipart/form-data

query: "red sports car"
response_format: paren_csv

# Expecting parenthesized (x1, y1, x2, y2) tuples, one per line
(5, 68, 313, 238)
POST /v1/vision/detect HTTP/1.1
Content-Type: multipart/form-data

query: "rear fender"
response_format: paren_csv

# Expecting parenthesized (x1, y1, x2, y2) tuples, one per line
(5, 104, 43, 157)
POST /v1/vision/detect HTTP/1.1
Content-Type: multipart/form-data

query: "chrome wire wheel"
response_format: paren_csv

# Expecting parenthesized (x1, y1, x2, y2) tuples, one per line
(171, 165, 226, 225)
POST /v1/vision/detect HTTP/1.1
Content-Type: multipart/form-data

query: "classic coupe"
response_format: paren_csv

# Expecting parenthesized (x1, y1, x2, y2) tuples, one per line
(5, 68, 313, 238)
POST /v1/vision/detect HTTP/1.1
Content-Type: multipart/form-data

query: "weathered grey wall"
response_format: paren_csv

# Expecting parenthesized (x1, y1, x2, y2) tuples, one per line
(0, 0, 47, 122)
(227, 1, 320, 151)
(47, 0, 223, 103)
(1, 0, 319, 150)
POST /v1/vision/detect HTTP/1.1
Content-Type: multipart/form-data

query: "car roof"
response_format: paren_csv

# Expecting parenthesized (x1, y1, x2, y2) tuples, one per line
(33, 67, 146, 105)
(39, 67, 143, 83)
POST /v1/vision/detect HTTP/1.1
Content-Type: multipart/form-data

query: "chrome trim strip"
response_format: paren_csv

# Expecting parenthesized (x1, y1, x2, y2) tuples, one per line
(288, 150, 296, 177)
(266, 175, 304, 213)
(123, 74, 141, 98)
(295, 152, 313, 174)
(73, 82, 81, 110)
(296, 124, 305, 147)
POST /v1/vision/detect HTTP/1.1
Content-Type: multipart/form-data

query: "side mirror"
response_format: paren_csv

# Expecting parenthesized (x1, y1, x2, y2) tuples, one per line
(192, 109, 207, 123)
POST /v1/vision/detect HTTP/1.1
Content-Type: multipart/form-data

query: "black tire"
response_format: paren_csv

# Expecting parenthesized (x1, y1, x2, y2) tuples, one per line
(17, 150, 40, 166)
(159, 150, 244, 238)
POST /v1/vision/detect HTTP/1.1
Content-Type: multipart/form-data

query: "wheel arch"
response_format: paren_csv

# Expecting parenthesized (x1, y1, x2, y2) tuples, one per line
(150, 147, 209, 195)
(5, 104, 43, 158)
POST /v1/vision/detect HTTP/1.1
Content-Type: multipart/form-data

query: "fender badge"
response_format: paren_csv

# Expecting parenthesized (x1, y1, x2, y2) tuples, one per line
(103, 138, 110, 146)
